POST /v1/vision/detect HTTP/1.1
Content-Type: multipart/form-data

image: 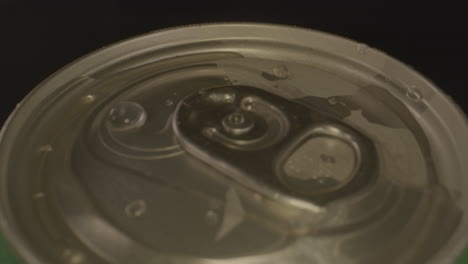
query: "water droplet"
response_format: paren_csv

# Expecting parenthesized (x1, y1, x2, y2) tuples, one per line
(318, 178, 326, 184)
(38, 144, 53, 152)
(328, 97, 338, 105)
(357, 43, 369, 54)
(33, 192, 45, 199)
(231, 80, 239, 84)
(81, 94, 96, 104)
(223, 76, 230, 82)
(241, 97, 254, 111)
(406, 86, 423, 101)
(272, 65, 289, 78)
(125, 200, 147, 217)
(205, 210, 219, 225)
(63, 249, 85, 264)
(203, 127, 217, 137)
(383, 75, 392, 82)
(107, 102, 147, 131)
(224, 94, 234, 103)
(165, 99, 174, 106)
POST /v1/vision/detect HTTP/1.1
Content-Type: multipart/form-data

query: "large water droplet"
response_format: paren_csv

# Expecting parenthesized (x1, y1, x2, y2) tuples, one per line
(107, 102, 147, 131)
(241, 97, 254, 111)
(125, 200, 147, 217)
(224, 94, 234, 103)
(203, 127, 217, 137)
(406, 86, 423, 101)
(328, 97, 339, 105)
(81, 94, 96, 104)
(272, 65, 289, 78)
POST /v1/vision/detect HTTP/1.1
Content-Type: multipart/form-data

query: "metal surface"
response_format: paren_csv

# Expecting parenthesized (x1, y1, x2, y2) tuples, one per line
(0, 23, 467, 264)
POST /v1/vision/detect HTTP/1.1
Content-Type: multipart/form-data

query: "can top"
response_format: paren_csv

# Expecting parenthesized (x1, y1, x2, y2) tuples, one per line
(0, 23, 467, 264)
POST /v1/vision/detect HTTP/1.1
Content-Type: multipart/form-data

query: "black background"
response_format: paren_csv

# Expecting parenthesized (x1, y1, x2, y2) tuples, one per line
(0, 1, 466, 124)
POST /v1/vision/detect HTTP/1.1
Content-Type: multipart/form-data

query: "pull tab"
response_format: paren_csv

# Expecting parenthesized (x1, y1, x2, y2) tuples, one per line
(174, 86, 377, 209)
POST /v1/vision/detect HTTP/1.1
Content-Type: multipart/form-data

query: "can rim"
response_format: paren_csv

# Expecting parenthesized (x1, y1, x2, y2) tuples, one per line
(1, 22, 467, 264)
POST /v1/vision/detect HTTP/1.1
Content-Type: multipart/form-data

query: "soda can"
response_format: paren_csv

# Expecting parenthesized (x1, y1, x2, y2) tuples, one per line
(0, 23, 467, 264)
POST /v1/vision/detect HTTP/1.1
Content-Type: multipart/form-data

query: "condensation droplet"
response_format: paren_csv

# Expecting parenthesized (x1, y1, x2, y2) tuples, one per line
(107, 102, 147, 131)
(204, 127, 217, 137)
(165, 99, 174, 106)
(63, 249, 85, 264)
(231, 80, 239, 84)
(224, 94, 234, 103)
(406, 86, 423, 101)
(125, 200, 147, 217)
(357, 43, 369, 54)
(328, 97, 338, 105)
(38, 144, 53, 152)
(81, 94, 96, 104)
(272, 65, 289, 78)
(241, 97, 254, 111)
(33, 192, 45, 199)
(205, 210, 219, 225)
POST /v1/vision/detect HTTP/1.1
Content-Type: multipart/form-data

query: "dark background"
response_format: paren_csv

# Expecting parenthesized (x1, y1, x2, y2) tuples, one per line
(0, 1, 467, 124)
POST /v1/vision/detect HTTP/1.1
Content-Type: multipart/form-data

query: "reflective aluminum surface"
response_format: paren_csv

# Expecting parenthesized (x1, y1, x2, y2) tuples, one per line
(0, 24, 467, 264)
